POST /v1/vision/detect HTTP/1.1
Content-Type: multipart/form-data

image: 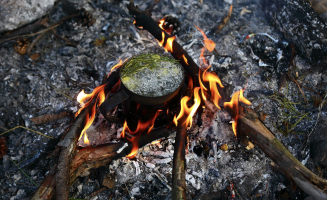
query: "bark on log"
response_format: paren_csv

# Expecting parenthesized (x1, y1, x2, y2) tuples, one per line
(172, 123, 187, 200)
(31, 126, 174, 200)
(56, 105, 92, 200)
(238, 107, 327, 200)
(30, 165, 57, 200)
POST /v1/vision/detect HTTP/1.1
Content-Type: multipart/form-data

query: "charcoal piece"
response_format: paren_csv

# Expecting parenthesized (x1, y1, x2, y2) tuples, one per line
(261, 0, 327, 65)
(100, 3, 128, 17)
(309, 116, 327, 167)
(247, 37, 291, 78)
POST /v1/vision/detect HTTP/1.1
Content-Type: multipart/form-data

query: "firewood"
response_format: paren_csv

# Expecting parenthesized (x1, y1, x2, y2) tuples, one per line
(238, 107, 327, 200)
(31, 126, 173, 200)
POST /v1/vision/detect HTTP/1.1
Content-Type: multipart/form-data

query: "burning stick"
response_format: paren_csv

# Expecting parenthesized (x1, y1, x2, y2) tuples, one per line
(212, 5, 233, 34)
(31, 126, 174, 200)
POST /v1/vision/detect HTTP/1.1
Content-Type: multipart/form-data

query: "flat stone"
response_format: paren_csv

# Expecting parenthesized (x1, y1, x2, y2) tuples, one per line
(0, 0, 56, 33)
(309, 116, 327, 167)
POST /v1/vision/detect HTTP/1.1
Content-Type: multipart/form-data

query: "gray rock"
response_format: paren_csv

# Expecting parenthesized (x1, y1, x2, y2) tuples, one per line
(309, 116, 327, 167)
(0, 0, 56, 33)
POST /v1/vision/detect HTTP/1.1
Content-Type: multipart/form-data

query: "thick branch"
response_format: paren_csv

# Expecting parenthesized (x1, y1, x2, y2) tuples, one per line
(172, 123, 187, 200)
(56, 105, 92, 200)
(31, 126, 174, 200)
(238, 107, 327, 200)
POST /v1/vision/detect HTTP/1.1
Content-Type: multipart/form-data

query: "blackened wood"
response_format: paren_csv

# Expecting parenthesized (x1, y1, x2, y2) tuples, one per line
(31, 126, 173, 200)
(127, 1, 200, 86)
(238, 107, 327, 199)
(31, 165, 57, 200)
(261, 0, 327, 65)
(172, 123, 187, 200)
(56, 105, 91, 200)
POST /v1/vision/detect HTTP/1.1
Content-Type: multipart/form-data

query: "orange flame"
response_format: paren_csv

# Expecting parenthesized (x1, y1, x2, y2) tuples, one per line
(76, 84, 107, 117)
(110, 59, 124, 72)
(156, 31, 175, 53)
(164, 36, 176, 53)
(195, 25, 216, 52)
(174, 87, 201, 128)
(223, 89, 251, 136)
(122, 110, 161, 158)
(157, 32, 165, 47)
(83, 131, 90, 145)
(182, 54, 188, 65)
(78, 102, 96, 145)
(159, 19, 165, 30)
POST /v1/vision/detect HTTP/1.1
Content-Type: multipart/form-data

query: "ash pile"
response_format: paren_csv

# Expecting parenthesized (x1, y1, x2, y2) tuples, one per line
(0, 0, 327, 200)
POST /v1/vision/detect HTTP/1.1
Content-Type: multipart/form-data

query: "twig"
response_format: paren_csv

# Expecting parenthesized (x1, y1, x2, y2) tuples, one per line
(0, 125, 53, 139)
(291, 76, 308, 105)
(0, 24, 59, 44)
(10, 159, 39, 187)
(26, 31, 48, 55)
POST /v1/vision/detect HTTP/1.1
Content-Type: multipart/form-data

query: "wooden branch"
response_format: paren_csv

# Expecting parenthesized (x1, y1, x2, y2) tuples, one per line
(31, 126, 174, 200)
(30, 165, 57, 200)
(56, 105, 92, 200)
(172, 123, 187, 200)
(238, 107, 327, 200)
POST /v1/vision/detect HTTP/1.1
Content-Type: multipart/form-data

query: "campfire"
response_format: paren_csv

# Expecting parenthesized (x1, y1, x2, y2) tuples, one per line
(1, 0, 327, 199)
(32, 2, 327, 200)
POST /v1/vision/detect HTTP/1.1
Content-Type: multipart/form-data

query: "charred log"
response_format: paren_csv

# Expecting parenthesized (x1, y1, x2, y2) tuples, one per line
(238, 107, 327, 200)
(261, 0, 327, 66)
(31, 126, 174, 200)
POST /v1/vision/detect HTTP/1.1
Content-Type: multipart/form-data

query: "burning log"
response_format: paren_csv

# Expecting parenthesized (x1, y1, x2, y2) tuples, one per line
(56, 104, 93, 200)
(127, 2, 327, 199)
(31, 126, 174, 200)
(238, 107, 327, 200)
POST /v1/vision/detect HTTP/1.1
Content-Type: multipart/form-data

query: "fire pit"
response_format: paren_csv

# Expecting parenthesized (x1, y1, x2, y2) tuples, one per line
(1, 0, 327, 200)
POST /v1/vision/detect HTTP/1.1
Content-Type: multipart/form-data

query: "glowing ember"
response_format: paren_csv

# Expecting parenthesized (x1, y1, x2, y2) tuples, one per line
(195, 25, 216, 52)
(182, 55, 188, 65)
(151, 140, 161, 145)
